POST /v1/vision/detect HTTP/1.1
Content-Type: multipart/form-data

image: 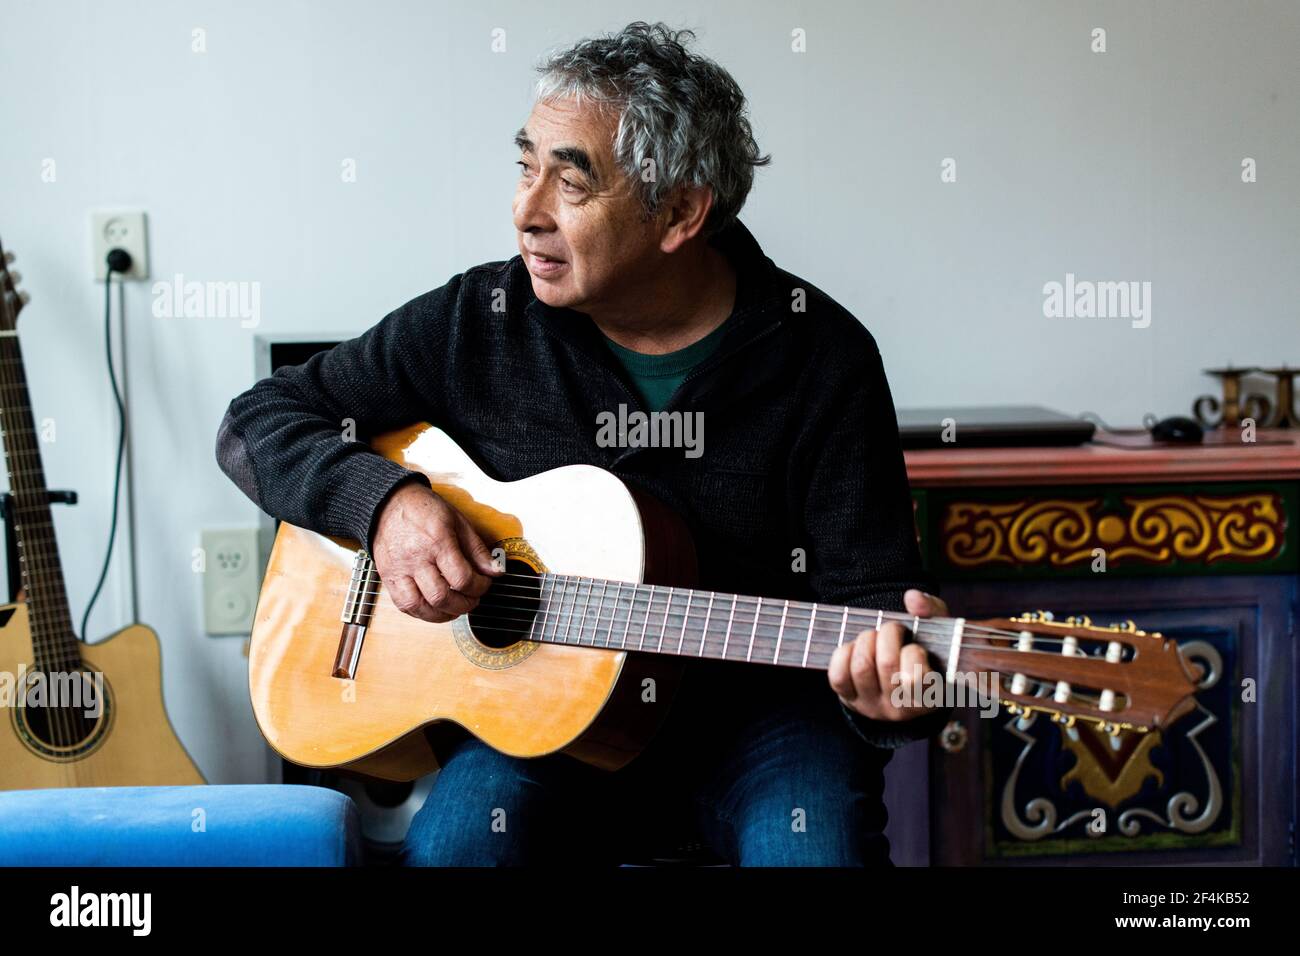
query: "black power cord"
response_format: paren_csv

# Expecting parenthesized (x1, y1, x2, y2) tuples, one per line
(80, 248, 132, 641)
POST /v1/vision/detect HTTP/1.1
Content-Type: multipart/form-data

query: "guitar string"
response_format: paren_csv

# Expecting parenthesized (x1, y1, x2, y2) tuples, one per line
(450, 620, 1126, 685)
(352, 565, 1101, 644)
(342, 576, 1102, 649)
(349, 608, 1116, 714)
(344, 573, 1032, 638)
(341, 595, 1122, 663)
(447, 616, 1122, 679)
(344, 588, 1035, 648)
(340, 586, 1128, 670)
(472, 575, 1099, 645)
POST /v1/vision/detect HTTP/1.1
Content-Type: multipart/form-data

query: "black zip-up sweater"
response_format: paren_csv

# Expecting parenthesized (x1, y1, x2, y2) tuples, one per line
(216, 218, 948, 751)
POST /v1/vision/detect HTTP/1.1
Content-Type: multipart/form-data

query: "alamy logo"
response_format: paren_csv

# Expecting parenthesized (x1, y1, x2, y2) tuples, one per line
(0, 666, 103, 718)
(151, 273, 261, 328)
(50, 886, 151, 936)
(1042, 272, 1151, 328)
(890, 666, 1001, 718)
(595, 404, 704, 459)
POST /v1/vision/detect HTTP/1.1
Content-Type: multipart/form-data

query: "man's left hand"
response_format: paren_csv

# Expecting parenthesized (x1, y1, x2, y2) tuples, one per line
(828, 589, 950, 721)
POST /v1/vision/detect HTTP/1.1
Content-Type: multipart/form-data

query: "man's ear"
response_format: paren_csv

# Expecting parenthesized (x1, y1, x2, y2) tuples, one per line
(658, 184, 716, 254)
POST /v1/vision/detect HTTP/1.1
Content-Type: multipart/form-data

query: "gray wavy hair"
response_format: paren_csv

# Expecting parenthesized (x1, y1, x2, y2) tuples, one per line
(534, 21, 771, 237)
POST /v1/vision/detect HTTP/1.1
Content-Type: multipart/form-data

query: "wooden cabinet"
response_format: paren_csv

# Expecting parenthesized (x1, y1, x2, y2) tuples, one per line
(886, 432, 1299, 866)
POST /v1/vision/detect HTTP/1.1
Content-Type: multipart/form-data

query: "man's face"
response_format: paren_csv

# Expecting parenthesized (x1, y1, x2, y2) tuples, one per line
(512, 97, 661, 312)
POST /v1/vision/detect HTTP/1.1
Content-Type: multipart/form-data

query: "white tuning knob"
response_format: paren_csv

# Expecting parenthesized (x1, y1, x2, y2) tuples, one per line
(1010, 630, 1034, 695)
(1053, 635, 1079, 704)
(1098, 640, 1123, 712)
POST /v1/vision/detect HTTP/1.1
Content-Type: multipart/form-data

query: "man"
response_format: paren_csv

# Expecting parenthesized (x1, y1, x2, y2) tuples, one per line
(216, 21, 951, 866)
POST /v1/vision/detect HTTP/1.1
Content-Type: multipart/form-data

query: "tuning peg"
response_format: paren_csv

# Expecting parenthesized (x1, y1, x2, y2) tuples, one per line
(1054, 635, 1080, 704)
(1009, 630, 1034, 695)
(1099, 641, 1124, 713)
(9, 270, 20, 285)
(17, 290, 30, 306)
(1017, 609, 1054, 622)
(3, 251, 13, 264)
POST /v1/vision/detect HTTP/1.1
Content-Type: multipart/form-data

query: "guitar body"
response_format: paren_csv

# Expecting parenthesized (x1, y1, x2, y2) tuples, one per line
(0, 603, 205, 789)
(249, 424, 694, 780)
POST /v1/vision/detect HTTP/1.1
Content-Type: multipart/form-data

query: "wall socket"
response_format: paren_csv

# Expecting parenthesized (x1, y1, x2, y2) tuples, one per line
(90, 209, 149, 281)
(201, 528, 262, 635)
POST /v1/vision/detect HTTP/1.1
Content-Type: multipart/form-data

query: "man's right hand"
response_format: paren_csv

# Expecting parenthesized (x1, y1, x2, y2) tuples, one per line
(370, 480, 502, 623)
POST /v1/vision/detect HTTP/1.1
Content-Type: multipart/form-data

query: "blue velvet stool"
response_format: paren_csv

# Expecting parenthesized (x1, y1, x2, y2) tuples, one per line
(0, 785, 362, 866)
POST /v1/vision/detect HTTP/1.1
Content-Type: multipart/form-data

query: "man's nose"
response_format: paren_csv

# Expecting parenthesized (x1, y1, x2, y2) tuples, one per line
(512, 179, 554, 234)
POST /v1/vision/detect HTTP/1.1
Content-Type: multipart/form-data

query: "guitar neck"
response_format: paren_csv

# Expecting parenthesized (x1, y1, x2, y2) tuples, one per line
(0, 326, 79, 669)
(486, 573, 962, 673)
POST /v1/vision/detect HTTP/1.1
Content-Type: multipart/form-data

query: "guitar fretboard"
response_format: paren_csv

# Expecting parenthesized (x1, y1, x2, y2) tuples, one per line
(475, 573, 963, 672)
(0, 329, 79, 671)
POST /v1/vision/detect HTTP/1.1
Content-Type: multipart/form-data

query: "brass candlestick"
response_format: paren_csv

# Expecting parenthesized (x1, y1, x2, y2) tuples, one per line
(1258, 366, 1300, 428)
(1193, 366, 1257, 428)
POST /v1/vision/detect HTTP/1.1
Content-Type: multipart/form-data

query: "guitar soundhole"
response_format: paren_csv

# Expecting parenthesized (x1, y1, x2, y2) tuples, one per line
(468, 558, 541, 649)
(11, 668, 113, 760)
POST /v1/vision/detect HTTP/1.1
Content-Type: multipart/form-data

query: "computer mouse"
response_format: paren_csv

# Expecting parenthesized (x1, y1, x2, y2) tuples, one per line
(1149, 415, 1204, 443)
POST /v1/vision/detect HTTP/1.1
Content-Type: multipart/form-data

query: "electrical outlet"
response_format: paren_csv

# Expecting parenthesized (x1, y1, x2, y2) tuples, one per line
(202, 529, 261, 635)
(90, 209, 149, 281)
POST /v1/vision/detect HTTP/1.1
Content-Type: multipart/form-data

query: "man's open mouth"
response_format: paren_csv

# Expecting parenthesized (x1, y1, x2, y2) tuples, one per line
(528, 253, 568, 276)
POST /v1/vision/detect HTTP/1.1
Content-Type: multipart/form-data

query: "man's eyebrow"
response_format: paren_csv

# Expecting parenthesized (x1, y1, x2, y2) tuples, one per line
(513, 128, 599, 185)
(550, 146, 598, 184)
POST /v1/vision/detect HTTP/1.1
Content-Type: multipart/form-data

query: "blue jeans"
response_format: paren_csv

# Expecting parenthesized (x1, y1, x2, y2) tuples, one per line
(401, 687, 894, 866)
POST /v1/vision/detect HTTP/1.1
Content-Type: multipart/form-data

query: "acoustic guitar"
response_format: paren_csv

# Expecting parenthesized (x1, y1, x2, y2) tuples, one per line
(0, 237, 204, 789)
(249, 422, 1203, 780)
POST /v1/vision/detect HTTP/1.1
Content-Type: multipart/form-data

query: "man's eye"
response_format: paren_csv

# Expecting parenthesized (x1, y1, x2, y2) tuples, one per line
(560, 178, 581, 193)
(516, 160, 532, 175)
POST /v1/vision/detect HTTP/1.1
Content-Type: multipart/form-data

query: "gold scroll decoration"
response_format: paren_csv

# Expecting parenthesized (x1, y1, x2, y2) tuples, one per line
(942, 493, 1283, 569)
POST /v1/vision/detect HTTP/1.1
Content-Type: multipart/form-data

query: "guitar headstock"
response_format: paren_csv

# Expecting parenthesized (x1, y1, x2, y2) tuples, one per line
(962, 611, 1202, 734)
(0, 235, 29, 332)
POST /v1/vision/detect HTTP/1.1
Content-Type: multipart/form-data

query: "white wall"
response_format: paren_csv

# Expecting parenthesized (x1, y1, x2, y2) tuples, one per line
(1, 0, 1296, 783)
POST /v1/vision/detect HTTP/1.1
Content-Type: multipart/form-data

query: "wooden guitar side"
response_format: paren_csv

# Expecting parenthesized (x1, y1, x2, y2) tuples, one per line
(248, 424, 695, 780)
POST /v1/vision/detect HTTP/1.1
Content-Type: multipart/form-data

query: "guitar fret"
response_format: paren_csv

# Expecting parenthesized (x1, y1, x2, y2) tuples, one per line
(617, 582, 633, 648)
(746, 597, 760, 662)
(658, 587, 672, 652)
(802, 603, 817, 667)
(639, 585, 653, 650)
(677, 591, 692, 654)
(562, 577, 577, 644)
(774, 600, 789, 663)
(540, 576, 560, 643)
(721, 594, 737, 661)
(574, 577, 591, 644)
(697, 592, 714, 656)
(593, 578, 609, 646)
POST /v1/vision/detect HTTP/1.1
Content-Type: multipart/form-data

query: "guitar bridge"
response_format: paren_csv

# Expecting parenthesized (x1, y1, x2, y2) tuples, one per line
(333, 549, 379, 679)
